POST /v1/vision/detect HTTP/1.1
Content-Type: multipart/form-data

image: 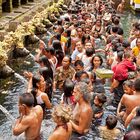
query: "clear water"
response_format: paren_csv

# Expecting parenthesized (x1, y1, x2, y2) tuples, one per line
(0, 10, 140, 140)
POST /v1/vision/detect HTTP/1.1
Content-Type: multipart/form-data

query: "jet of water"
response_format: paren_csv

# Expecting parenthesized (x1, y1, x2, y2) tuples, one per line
(14, 73, 28, 85)
(0, 105, 15, 122)
(28, 53, 35, 60)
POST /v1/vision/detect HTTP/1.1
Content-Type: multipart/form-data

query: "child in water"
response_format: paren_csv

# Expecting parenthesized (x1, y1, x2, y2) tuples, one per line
(91, 93, 107, 120)
(117, 80, 134, 118)
(99, 115, 121, 140)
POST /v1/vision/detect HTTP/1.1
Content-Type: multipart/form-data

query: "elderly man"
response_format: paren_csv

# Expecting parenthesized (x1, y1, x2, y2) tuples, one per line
(70, 82, 93, 137)
(13, 93, 43, 140)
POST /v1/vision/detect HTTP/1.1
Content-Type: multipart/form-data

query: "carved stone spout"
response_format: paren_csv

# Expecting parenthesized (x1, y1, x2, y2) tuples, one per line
(0, 65, 15, 79)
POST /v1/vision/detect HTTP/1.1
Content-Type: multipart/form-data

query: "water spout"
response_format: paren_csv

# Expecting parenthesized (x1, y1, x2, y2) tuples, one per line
(14, 73, 28, 85)
(28, 53, 35, 60)
(0, 105, 15, 122)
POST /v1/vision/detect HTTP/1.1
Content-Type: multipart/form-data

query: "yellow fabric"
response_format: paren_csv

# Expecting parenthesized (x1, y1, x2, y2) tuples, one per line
(61, 36, 67, 43)
(134, 0, 140, 4)
(132, 46, 140, 56)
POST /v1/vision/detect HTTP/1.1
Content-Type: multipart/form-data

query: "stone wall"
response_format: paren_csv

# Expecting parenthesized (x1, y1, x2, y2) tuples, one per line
(0, 0, 35, 17)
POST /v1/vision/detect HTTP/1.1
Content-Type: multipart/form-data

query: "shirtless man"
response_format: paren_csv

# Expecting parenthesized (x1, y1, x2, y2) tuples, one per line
(48, 104, 72, 140)
(117, 0, 125, 13)
(70, 82, 93, 135)
(117, 78, 140, 121)
(13, 93, 43, 140)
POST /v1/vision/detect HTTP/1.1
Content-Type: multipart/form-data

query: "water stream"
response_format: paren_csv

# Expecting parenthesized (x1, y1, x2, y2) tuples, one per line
(0, 10, 140, 140)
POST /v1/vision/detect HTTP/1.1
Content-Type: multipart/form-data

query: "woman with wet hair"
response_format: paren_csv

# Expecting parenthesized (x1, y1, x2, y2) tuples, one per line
(89, 55, 104, 92)
(38, 55, 54, 77)
(52, 40, 64, 67)
(39, 67, 53, 101)
(61, 79, 75, 108)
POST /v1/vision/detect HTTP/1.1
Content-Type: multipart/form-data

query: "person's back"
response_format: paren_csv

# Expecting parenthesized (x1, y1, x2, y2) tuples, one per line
(25, 105, 43, 139)
(99, 115, 121, 140)
(49, 122, 72, 140)
(13, 93, 43, 140)
(120, 78, 140, 120)
(100, 126, 120, 140)
(122, 94, 140, 121)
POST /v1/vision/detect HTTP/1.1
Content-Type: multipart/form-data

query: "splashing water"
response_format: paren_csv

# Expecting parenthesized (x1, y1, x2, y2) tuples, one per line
(0, 105, 15, 122)
(14, 73, 28, 85)
(28, 53, 35, 60)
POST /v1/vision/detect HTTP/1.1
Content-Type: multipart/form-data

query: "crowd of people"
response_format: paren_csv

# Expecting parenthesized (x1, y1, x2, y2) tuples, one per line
(11, 0, 140, 139)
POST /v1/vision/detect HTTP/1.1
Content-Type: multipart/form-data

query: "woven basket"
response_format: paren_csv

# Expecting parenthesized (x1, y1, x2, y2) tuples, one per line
(95, 68, 114, 79)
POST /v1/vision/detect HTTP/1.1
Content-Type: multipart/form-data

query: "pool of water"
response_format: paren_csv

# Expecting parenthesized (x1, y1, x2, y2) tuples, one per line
(0, 10, 140, 140)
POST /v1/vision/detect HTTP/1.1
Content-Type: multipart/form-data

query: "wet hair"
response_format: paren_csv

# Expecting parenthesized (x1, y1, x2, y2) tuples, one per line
(45, 47, 55, 55)
(39, 55, 52, 69)
(57, 26, 64, 34)
(124, 130, 140, 140)
(55, 49, 64, 66)
(32, 74, 41, 89)
(106, 115, 117, 129)
(52, 40, 62, 51)
(64, 17, 70, 22)
(75, 70, 84, 80)
(57, 19, 63, 26)
(39, 67, 53, 81)
(111, 26, 118, 33)
(117, 51, 124, 62)
(65, 29, 71, 37)
(122, 40, 130, 48)
(123, 80, 134, 88)
(91, 55, 103, 69)
(134, 78, 140, 92)
(55, 33, 61, 41)
(85, 48, 95, 57)
(81, 34, 91, 45)
(31, 88, 37, 106)
(19, 93, 34, 107)
(74, 60, 84, 67)
(95, 85, 105, 93)
(63, 79, 74, 97)
(117, 46, 124, 53)
(96, 93, 107, 104)
(75, 82, 91, 102)
(117, 27, 124, 35)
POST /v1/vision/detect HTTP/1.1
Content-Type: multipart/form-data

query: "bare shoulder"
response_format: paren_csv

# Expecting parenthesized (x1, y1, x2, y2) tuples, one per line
(48, 130, 63, 140)
(82, 104, 92, 114)
(34, 105, 43, 114)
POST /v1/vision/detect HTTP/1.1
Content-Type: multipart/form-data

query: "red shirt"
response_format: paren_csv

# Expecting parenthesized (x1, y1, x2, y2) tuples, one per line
(113, 59, 136, 81)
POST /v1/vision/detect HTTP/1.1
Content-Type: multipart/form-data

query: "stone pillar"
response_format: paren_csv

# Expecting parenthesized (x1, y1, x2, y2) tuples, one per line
(21, 0, 28, 5)
(0, 0, 2, 17)
(12, 0, 20, 8)
(2, 0, 13, 12)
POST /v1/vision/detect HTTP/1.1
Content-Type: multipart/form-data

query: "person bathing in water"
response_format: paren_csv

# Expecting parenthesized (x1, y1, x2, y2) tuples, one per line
(70, 82, 93, 138)
(13, 93, 43, 140)
(48, 104, 72, 140)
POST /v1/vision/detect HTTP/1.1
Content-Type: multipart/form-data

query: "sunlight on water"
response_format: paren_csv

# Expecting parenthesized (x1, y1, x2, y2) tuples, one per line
(0, 105, 15, 122)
